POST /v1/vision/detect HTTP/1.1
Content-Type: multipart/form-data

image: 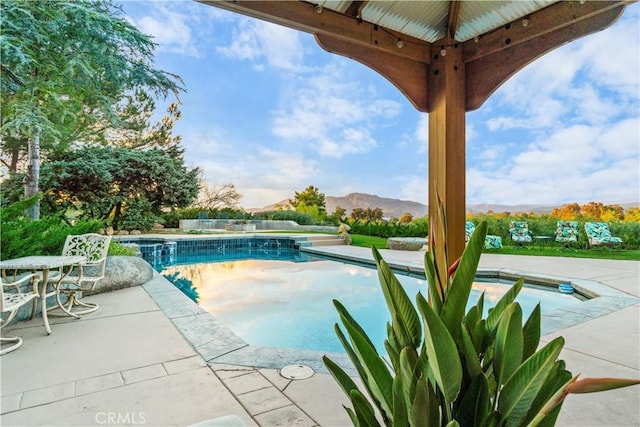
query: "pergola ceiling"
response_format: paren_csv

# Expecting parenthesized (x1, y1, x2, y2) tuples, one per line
(200, 0, 631, 112)
(317, 0, 557, 43)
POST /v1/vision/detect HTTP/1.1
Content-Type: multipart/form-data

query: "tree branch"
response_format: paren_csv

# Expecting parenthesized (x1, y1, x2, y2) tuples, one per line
(0, 64, 25, 87)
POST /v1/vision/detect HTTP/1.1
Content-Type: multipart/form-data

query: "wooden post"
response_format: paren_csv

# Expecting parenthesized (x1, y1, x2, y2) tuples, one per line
(428, 39, 466, 280)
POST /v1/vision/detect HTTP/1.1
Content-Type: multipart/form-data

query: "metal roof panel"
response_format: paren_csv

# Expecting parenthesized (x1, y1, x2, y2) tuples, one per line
(362, 1, 449, 42)
(456, 1, 558, 41)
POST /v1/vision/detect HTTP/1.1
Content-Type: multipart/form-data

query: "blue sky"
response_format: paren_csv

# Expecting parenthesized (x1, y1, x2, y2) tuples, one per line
(120, 1, 640, 210)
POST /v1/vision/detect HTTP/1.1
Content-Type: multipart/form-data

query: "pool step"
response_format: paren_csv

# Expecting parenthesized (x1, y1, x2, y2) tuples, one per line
(303, 235, 347, 247)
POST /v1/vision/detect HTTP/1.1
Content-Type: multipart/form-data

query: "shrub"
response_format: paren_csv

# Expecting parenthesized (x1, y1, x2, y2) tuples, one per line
(251, 210, 315, 225)
(324, 216, 639, 426)
(1, 196, 103, 260)
(108, 242, 138, 256)
(118, 198, 161, 231)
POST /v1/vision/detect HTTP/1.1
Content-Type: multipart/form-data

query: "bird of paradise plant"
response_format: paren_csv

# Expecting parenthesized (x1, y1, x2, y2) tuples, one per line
(323, 198, 638, 426)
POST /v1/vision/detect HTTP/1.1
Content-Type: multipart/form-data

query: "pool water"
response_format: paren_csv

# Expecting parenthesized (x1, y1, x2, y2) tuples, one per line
(159, 249, 580, 354)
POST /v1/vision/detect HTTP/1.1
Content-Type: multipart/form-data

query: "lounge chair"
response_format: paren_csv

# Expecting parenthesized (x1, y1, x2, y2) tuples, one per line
(466, 221, 503, 249)
(554, 221, 579, 249)
(584, 222, 623, 249)
(509, 221, 533, 248)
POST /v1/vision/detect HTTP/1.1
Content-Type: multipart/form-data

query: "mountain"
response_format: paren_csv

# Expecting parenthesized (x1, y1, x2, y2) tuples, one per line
(250, 193, 639, 218)
(252, 192, 425, 218)
(252, 192, 427, 218)
(325, 193, 427, 218)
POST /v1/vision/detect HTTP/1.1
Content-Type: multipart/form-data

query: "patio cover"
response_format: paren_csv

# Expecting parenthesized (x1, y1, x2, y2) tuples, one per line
(198, 0, 631, 277)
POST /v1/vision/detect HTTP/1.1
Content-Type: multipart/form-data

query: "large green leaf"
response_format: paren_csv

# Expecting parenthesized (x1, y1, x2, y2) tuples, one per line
(460, 324, 482, 378)
(463, 293, 487, 353)
(323, 355, 362, 401)
(392, 373, 409, 427)
(498, 337, 565, 426)
(440, 221, 486, 339)
(384, 340, 400, 372)
(333, 323, 365, 383)
(411, 374, 440, 427)
(344, 406, 358, 427)
(526, 375, 578, 427)
(338, 304, 394, 420)
(424, 250, 443, 313)
(479, 411, 502, 427)
(486, 278, 524, 333)
(391, 313, 414, 355)
(456, 373, 490, 426)
(333, 321, 386, 419)
(418, 296, 463, 404)
(398, 347, 420, 413)
(334, 299, 378, 352)
(373, 247, 422, 348)
(522, 303, 541, 360)
(351, 389, 382, 427)
(524, 360, 572, 426)
(493, 303, 523, 387)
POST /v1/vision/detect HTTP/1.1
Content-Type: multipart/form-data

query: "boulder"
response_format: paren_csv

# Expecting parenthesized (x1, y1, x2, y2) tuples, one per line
(87, 256, 154, 295)
(387, 237, 428, 251)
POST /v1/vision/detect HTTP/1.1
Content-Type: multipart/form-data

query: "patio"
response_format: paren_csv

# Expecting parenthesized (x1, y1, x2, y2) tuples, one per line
(1, 245, 638, 426)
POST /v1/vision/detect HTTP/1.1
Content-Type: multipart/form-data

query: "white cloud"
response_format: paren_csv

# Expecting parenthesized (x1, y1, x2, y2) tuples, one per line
(467, 7, 639, 205)
(271, 59, 402, 158)
(188, 138, 322, 207)
(598, 117, 640, 160)
(414, 114, 428, 153)
(216, 18, 306, 72)
(485, 8, 639, 134)
(399, 176, 428, 207)
(127, 3, 204, 57)
(467, 120, 640, 205)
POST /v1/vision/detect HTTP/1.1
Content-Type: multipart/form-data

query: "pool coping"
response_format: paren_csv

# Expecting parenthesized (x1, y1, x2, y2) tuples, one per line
(141, 241, 638, 377)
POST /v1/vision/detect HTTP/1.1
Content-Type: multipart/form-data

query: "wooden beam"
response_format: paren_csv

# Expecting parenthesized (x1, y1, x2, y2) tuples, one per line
(465, 5, 626, 110)
(315, 34, 430, 112)
(428, 39, 466, 271)
(462, 1, 630, 63)
(197, 0, 431, 64)
(344, 1, 366, 18)
(447, 0, 461, 40)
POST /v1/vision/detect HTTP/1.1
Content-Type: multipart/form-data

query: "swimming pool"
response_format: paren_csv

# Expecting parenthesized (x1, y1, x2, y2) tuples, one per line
(158, 247, 581, 354)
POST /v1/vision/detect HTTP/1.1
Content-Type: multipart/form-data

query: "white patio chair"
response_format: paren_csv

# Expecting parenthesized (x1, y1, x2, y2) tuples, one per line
(47, 233, 112, 317)
(1, 273, 40, 355)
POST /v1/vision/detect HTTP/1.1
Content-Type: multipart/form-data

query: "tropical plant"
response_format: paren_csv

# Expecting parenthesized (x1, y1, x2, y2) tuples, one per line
(324, 202, 639, 426)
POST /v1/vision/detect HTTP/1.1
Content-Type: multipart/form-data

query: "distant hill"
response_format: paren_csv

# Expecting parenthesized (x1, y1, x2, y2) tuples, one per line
(252, 192, 427, 218)
(250, 193, 639, 218)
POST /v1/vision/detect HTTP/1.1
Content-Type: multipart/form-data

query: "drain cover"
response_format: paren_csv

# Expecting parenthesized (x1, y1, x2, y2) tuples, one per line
(280, 364, 314, 380)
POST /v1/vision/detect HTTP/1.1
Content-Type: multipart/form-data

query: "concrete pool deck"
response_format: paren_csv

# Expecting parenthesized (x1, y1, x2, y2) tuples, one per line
(1, 243, 638, 426)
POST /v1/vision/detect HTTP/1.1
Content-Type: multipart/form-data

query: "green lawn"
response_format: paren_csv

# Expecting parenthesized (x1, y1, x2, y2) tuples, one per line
(185, 230, 638, 261)
(349, 234, 639, 261)
(488, 245, 640, 261)
(350, 234, 388, 249)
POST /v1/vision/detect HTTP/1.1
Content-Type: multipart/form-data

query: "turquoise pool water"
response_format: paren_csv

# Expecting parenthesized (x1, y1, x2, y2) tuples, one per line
(159, 248, 580, 354)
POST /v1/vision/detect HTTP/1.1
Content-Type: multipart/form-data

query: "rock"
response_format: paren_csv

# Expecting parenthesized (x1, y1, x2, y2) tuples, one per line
(130, 230, 141, 235)
(87, 256, 154, 295)
(387, 237, 428, 251)
(152, 223, 164, 230)
(118, 230, 130, 235)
